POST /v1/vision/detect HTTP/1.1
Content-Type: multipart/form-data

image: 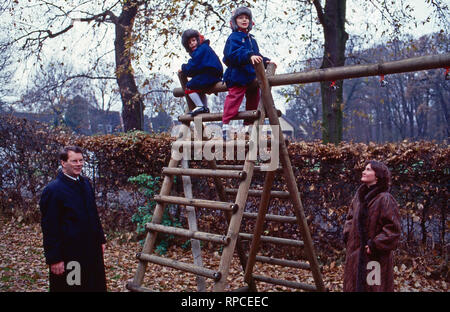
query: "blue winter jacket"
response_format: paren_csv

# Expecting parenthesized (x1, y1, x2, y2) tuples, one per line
(181, 40, 223, 90)
(223, 31, 270, 88)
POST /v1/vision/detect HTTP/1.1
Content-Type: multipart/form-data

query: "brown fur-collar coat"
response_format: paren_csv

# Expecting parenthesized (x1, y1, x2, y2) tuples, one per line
(343, 185, 401, 292)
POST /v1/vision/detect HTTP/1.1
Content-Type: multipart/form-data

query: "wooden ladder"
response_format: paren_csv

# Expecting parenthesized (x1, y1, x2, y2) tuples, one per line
(126, 63, 325, 292)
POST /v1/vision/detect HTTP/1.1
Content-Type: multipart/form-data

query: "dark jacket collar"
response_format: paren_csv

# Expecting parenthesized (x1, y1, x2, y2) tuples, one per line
(57, 169, 84, 184)
(357, 183, 385, 205)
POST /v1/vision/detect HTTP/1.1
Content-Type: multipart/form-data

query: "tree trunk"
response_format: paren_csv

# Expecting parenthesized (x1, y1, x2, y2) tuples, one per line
(436, 86, 450, 138)
(421, 205, 428, 246)
(315, 0, 348, 144)
(441, 198, 447, 255)
(114, 1, 144, 132)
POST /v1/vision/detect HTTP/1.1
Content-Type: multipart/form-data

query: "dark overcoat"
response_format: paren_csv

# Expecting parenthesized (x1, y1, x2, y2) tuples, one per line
(39, 170, 106, 292)
(343, 185, 401, 292)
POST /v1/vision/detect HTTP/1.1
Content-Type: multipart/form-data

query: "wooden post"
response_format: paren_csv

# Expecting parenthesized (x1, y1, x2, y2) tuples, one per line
(212, 63, 278, 291)
(130, 157, 180, 287)
(178, 69, 251, 290)
(253, 61, 326, 291)
(244, 170, 276, 284)
(212, 156, 256, 291)
(181, 159, 206, 291)
(242, 63, 277, 289)
(176, 71, 208, 291)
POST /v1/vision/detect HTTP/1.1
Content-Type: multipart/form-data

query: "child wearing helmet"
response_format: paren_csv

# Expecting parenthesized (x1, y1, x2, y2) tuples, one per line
(180, 29, 223, 116)
(222, 7, 274, 140)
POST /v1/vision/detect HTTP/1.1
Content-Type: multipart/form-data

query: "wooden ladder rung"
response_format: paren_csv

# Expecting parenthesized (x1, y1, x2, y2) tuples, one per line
(252, 274, 317, 291)
(226, 188, 290, 199)
(231, 286, 251, 292)
(136, 253, 221, 281)
(174, 140, 251, 149)
(145, 223, 230, 245)
(125, 283, 154, 292)
(178, 110, 260, 123)
(239, 233, 304, 247)
(154, 195, 238, 213)
(216, 164, 283, 173)
(242, 212, 297, 223)
(163, 167, 247, 180)
(253, 255, 310, 270)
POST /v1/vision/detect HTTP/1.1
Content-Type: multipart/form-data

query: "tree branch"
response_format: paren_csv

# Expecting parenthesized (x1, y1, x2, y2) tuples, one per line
(12, 3, 120, 51)
(197, 1, 227, 25)
(312, 0, 325, 27)
(66, 74, 116, 81)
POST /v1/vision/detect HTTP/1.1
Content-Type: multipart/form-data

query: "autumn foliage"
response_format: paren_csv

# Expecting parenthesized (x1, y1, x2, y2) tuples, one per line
(1, 115, 448, 264)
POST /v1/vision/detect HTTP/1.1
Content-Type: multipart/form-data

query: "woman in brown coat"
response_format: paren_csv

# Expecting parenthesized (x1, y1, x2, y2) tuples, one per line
(343, 160, 401, 291)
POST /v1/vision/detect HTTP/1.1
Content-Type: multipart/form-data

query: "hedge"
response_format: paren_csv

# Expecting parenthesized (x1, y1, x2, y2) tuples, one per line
(1, 115, 448, 259)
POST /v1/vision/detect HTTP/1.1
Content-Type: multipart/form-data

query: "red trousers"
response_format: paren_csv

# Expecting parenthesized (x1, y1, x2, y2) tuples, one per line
(222, 85, 260, 125)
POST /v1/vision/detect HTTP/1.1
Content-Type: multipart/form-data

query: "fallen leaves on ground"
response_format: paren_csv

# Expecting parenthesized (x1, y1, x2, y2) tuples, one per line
(0, 216, 447, 292)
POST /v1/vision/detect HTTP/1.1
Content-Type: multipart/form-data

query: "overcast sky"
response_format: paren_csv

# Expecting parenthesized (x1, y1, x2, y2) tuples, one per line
(3, 0, 449, 113)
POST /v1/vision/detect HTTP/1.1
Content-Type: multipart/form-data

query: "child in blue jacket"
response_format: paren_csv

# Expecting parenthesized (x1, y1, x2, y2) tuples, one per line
(180, 29, 223, 116)
(222, 7, 273, 140)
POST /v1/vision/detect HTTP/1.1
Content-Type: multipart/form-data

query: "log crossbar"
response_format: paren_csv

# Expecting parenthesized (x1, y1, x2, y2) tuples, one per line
(178, 110, 260, 122)
(126, 283, 154, 292)
(173, 53, 450, 97)
(163, 167, 247, 180)
(145, 223, 231, 245)
(172, 139, 283, 156)
(154, 194, 238, 213)
(239, 233, 304, 248)
(216, 165, 283, 173)
(243, 211, 297, 223)
(253, 255, 311, 270)
(252, 274, 317, 291)
(226, 188, 290, 199)
(137, 253, 222, 281)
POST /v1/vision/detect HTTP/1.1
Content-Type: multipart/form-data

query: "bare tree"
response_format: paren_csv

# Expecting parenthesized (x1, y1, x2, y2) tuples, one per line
(288, 0, 449, 143)
(280, 32, 449, 143)
(142, 73, 184, 119)
(311, 0, 348, 144)
(6, 0, 447, 135)
(283, 83, 322, 140)
(0, 43, 14, 112)
(19, 60, 88, 126)
(7, 0, 254, 132)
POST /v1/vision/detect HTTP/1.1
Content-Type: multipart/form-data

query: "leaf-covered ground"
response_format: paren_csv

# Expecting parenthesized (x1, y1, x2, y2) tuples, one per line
(0, 216, 447, 292)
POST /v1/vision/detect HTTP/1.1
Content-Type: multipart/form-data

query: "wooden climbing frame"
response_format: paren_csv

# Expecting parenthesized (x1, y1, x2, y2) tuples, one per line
(126, 52, 449, 292)
(126, 62, 325, 292)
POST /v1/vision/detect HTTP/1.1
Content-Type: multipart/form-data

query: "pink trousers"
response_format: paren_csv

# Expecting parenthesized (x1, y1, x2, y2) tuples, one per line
(222, 85, 260, 125)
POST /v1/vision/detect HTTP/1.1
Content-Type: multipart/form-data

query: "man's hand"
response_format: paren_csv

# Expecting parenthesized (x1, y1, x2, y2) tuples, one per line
(50, 261, 65, 275)
(365, 245, 371, 255)
(250, 55, 263, 64)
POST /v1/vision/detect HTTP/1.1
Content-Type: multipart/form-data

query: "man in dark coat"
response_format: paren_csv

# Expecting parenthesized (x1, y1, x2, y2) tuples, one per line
(40, 146, 107, 292)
